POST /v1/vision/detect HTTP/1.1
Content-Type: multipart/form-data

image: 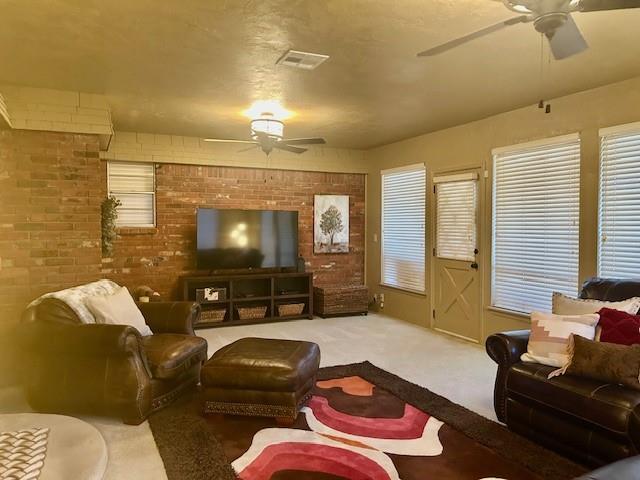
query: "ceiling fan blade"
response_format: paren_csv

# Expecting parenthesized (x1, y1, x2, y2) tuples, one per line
(237, 145, 258, 153)
(577, 0, 640, 11)
(417, 15, 531, 57)
(203, 138, 257, 144)
(253, 131, 271, 141)
(547, 14, 588, 60)
(281, 137, 326, 145)
(274, 143, 307, 154)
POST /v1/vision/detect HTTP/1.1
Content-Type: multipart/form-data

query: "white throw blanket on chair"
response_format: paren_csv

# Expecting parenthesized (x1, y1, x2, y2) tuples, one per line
(27, 279, 120, 324)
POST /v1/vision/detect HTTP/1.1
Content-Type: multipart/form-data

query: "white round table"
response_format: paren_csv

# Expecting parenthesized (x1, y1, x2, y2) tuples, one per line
(0, 413, 108, 480)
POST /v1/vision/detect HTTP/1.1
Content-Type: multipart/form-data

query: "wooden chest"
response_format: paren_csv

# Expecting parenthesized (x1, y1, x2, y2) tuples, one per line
(313, 285, 369, 317)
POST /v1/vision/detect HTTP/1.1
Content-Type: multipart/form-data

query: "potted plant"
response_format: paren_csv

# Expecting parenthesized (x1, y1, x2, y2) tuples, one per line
(101, 196, 121, 256)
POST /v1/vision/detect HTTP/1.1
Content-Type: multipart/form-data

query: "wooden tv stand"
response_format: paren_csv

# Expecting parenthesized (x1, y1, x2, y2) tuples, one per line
(182, 272, 313, 329)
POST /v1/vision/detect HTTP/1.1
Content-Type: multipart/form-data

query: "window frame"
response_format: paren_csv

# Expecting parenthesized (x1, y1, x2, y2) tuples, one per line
(107, 161, 157, 228)
(434, 172, 479, 262)
(597, 121, 640, 278)
(380, 163, 427, 295)
(491, 133, 581, 314)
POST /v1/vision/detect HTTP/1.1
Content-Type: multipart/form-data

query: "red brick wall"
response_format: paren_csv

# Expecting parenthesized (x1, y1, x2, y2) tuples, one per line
(0, 130, 366, 322)
(106, 164, 365, 300)
(0, 130, 104, 325)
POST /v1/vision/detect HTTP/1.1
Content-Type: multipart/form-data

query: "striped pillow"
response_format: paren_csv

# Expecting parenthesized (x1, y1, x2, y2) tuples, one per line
(521, 311, 599, 367)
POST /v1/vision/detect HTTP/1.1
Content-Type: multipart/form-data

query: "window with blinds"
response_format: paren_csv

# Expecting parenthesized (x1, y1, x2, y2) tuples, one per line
(435, 174, 478, 261)
(599, 123, 640, 278)
(381, 164, 426, 293)
(492, 135, 580, 313)
(107, 162, 156, 227)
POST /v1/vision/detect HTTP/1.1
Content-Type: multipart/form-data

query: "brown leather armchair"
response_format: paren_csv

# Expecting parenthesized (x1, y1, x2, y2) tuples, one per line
(486, 278, 640, 467)
(21, 297, 208, 425)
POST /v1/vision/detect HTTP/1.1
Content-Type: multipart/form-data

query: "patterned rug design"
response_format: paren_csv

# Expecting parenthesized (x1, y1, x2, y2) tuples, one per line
(148, 362, 586, 480)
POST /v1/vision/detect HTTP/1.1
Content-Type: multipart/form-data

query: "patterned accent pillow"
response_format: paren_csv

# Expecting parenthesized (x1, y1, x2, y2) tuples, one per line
(521, 311, 599, 367)
(597, 308, 640, 346)
(552, 291, 640, 315)
(0, 427, 49, 479)
(553, 335, 640, 390)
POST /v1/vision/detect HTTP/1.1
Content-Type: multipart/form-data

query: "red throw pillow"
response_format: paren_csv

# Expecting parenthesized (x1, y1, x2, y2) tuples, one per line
(598, 308, 640, 346)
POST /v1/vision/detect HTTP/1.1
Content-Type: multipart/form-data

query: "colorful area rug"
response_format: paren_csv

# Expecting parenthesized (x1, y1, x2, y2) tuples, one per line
(149, 361, 586, 480)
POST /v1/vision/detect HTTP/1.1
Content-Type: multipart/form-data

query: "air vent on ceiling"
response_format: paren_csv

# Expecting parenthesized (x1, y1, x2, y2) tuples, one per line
(276, 49, 329, 70)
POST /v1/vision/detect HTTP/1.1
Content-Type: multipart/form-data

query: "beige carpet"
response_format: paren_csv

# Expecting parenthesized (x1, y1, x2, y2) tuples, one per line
(0, 313, 497, 479)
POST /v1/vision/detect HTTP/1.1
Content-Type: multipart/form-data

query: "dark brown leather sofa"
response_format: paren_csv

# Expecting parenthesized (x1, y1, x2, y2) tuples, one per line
(21, 297, 208, 425)
(486, 278, 640, 467)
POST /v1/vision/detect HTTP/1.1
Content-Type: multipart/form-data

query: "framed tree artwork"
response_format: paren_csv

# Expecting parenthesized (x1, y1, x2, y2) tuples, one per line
(314, 194, 349, 253)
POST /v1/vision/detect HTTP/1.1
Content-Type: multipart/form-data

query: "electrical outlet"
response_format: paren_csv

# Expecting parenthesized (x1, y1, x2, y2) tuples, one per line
(379, 293, 385, 302)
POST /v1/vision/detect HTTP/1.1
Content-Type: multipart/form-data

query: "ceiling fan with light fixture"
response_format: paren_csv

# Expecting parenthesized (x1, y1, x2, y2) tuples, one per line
(417, 0, 640, 60)
(203, 113, 326, 155)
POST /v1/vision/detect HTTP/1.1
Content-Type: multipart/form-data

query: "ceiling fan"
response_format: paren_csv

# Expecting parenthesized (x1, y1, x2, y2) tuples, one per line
(417, 0, 640, 60)
(203, 112, 326, 155)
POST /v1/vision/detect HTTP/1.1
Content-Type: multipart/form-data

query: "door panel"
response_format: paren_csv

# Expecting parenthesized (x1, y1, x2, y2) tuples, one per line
(433, 172, 481, 342)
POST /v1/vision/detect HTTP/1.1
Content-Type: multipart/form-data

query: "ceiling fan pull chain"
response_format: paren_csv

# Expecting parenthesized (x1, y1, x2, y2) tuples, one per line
(538, 33, 545, 109)
(545, 37, 552, 114)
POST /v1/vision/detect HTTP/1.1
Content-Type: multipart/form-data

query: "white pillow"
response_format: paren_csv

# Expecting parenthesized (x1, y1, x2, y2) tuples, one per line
(552, 291, 640, 315)
(521, 311, 599, 367)
(85, 287, 153, 336)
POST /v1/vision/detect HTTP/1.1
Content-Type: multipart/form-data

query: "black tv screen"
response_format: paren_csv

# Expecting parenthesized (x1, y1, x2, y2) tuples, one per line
(196, 208, 298, 270)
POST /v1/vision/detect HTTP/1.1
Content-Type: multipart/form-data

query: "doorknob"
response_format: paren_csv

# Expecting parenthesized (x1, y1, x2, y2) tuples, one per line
(470, 262, 479, 270)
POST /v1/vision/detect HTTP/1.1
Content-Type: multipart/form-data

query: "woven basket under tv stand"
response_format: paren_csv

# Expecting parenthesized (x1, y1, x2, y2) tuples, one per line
(182, 272, 313, 329)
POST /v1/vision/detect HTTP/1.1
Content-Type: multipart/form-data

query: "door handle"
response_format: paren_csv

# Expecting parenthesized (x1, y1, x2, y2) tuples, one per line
(470, 262, 479, 270)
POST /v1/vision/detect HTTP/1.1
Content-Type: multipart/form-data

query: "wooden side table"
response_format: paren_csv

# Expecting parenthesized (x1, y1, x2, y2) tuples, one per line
(313, 285, 369, 318)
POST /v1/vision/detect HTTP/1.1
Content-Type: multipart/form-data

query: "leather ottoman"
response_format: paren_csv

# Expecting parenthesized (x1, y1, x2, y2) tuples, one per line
(201, 337, 320, 422)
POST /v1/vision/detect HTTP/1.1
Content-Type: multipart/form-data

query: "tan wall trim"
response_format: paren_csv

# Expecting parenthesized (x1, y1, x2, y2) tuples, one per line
(0, 84, 113, 148)
(102, 131, 368, 174)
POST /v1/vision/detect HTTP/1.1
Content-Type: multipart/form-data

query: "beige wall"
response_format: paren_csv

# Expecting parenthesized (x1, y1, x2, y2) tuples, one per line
(366, 75, 640, 339)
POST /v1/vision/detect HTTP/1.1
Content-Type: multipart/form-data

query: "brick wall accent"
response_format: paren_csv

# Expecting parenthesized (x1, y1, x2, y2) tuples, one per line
(106, 164, 365, 300)
(0, 130, 104, 324)
(0, 130, 366, 322)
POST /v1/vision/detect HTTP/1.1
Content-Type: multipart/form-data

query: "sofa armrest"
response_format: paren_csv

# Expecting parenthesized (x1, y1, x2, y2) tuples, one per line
(485, 330, 530, 367)
(21, 322, 143, 357)
(137, 301, 200, 335)
(485, 330, 530, 423)
(20, 322, 153, 424)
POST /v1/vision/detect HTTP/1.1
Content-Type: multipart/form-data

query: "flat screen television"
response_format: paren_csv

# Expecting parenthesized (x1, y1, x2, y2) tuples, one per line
(196, 208, 298, 270)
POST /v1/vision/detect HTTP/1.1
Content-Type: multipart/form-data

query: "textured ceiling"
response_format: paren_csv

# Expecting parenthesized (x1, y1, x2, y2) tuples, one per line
(1, 0, 639, 149)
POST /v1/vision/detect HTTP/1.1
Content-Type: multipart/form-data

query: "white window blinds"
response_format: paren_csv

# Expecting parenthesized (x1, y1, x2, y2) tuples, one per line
(108, 162, 156, 227)
(492, 135, 580, 313)
(435, 174, 478, 261)
(381, 164, 426, 293)
(599, 124, 640, 278)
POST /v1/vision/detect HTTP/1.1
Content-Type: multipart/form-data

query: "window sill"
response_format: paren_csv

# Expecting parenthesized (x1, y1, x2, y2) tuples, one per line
(486, 305, 531, 320)
(379, 283, 427, 297)
(117, 227, 158, 236)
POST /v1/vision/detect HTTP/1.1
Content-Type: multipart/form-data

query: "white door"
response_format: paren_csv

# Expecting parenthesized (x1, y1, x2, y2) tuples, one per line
(433, 171, 481, 342)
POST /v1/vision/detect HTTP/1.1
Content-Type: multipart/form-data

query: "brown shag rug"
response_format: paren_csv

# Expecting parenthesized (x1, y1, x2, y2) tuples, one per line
(149, 361, 586, 480)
